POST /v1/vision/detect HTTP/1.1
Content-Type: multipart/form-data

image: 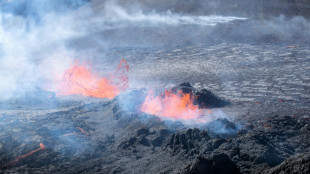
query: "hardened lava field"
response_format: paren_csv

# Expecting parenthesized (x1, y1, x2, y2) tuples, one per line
(1, 0, 310, 174)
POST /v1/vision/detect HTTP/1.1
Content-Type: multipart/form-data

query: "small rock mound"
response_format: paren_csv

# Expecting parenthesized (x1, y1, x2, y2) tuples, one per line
(203, 118, 239, 139)
(162, 128, 210, 156)
(268, 152, 310, 174)
(171, 82, 230, 108)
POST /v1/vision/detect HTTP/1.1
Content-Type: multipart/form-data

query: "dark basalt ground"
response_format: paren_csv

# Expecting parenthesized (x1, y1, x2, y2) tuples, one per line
(268, 152, 310, 174)
(1, 43, 310, 173)
(0, 86, 309, 173)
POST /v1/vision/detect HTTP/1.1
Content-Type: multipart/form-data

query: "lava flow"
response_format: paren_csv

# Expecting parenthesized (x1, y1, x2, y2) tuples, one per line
(3, 143, 46, 168)
(141, 90, 203, 120)
(57, 59, 129, 99)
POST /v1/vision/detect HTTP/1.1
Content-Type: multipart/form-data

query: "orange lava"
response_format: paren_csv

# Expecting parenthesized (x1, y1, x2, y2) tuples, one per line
(77, 127, 91, 136)
(9, 143, 46, 165)
(141, 90, 202, 120)
(57, 59, 129, 99)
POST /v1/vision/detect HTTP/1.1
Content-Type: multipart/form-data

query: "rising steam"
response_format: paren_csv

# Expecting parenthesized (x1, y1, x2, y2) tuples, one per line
(101, 1, 247, 26)
(0, 0, 309, 101)
(0, 1, 85, 100)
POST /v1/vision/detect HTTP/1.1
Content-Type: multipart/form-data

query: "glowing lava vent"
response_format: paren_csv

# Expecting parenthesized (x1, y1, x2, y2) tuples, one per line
(141, 90, 206, 120)
(57, 59, 129, 99)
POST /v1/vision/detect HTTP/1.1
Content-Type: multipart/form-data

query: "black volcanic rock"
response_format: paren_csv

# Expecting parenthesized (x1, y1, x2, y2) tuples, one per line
(162, 128, 210, 156)
(237, 132, 285, 167)
(268, 152, 310, 174)
(1, 86, 309, 173)
(118, 126, 171, 150)
(195, 89, 230, 108)
(202, 118, 239, 139)
(183, 153, 240, 174)
(206, 131, 286, 173)
(183, 156, 215, 174)
(172, 82, 194, 94)
(171, 82, 230, 108)
(119, 137, 139, 149)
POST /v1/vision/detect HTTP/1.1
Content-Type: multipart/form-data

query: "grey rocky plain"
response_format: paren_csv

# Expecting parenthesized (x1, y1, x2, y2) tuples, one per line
(1, 0, 310, 173)
(1, 43, 310, 173)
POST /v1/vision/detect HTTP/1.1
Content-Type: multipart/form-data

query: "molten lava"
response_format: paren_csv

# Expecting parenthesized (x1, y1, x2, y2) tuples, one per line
(57, 59, 129, 99)
(5, 143, 46, 167)
(141, 90, 202, 120)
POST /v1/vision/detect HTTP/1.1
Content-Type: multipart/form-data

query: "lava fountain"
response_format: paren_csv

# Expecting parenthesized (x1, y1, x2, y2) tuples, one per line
(141, 90, 207, 121)
(56, 59, 129, 99)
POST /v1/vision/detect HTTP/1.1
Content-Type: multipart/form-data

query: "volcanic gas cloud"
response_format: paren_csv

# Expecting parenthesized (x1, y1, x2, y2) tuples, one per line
(57, 59, 129, 99)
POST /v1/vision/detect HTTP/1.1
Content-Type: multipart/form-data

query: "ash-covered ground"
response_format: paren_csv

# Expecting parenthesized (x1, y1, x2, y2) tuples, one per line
(1, 43, 310, 174)
(1, 0, 310, 174)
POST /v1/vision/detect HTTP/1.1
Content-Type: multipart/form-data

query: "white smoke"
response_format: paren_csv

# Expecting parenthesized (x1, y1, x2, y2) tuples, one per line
(101, 2, 246, 26)
(0, 5, 83, 100)
(0, 1, 249, 101)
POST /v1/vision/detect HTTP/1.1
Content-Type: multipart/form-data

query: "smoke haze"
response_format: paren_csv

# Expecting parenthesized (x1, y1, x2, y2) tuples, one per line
(0, 0, 309, 101)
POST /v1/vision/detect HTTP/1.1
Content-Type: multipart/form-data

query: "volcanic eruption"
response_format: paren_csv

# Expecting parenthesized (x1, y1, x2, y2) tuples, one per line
(56, 59, 129, 99)
(140, 88, 219, 124)
(1, 0, 310, 174)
